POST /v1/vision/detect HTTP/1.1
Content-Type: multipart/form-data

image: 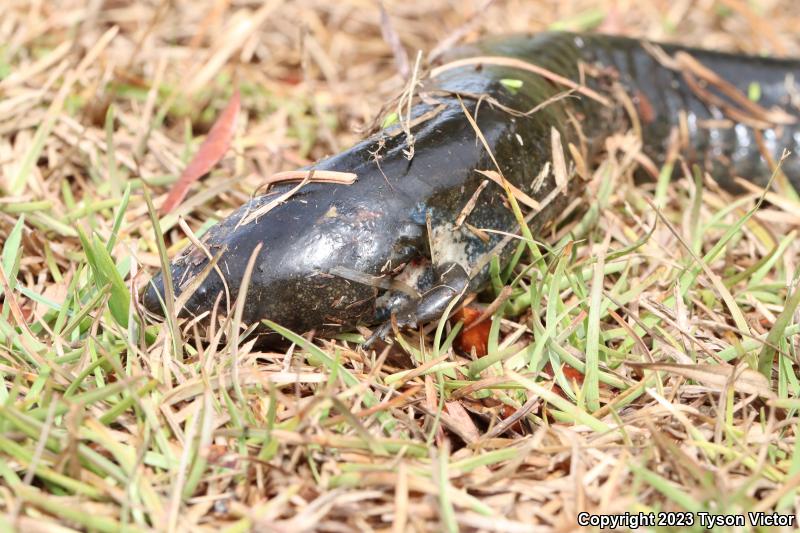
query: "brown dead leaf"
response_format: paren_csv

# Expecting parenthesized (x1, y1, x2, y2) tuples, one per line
(445, 401, 480, 443)
(626, 362, 775, 399)
(475, 169, 541, 210)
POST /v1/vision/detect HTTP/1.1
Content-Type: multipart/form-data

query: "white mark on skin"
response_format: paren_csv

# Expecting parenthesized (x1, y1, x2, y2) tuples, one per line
(515, 133, 524, 146)
(374, 291, 395, 311)
(374, 258, 430, 310)
(393, 258, 430, 288)
(430, 222, 472, 270)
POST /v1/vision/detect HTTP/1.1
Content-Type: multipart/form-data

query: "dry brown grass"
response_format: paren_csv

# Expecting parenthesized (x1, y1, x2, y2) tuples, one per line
(1, 0, 800, 531)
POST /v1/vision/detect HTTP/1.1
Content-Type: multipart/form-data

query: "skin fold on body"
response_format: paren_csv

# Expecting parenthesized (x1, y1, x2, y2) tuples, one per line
(143, 32, 800, 346)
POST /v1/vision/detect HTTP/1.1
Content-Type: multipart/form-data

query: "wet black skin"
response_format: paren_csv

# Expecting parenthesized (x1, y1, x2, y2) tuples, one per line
(143, 32, 800, 344)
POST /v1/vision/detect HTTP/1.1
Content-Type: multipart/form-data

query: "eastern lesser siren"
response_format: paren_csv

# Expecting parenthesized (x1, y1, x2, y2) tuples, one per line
(143, 32, 800, 345)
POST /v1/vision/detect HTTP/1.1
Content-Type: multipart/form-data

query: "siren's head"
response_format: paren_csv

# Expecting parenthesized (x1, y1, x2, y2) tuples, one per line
(142, 178, 423, 342)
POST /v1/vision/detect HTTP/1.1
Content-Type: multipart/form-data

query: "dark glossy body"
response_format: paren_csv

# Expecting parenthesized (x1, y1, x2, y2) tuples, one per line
(144, 33, 800, 343)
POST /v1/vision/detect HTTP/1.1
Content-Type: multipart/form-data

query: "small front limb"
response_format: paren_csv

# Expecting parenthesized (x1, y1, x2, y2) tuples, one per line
(366, 262, 470, 345)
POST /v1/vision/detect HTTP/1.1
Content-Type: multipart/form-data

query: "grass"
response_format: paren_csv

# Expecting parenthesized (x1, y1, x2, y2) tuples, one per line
(1, 0, 800, 531)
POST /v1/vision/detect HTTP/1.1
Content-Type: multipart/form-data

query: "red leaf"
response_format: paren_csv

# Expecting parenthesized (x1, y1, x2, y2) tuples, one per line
(500, 404, 524, 433)
(454, 306, 490, 357)
(160, 89, 241, 215)
(561, 365, 584, 383)
(543, 362, 586, 399)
